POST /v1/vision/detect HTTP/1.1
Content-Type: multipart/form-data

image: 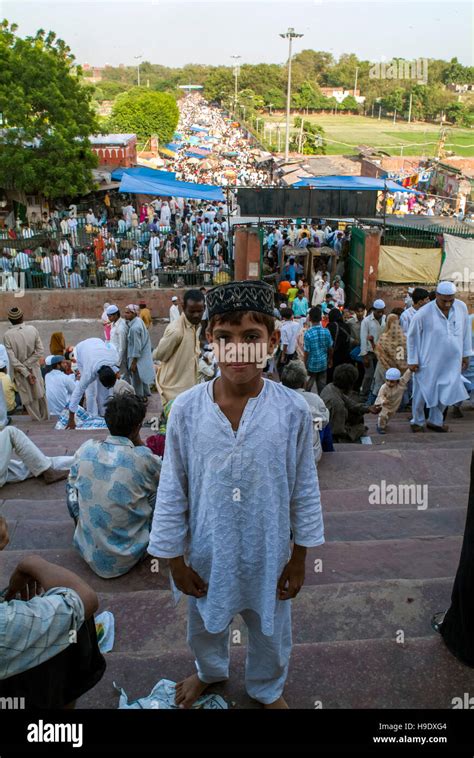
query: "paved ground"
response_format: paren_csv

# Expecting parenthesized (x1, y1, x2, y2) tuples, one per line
(0, 319, 168, 352)
(1, 396, 473, 709)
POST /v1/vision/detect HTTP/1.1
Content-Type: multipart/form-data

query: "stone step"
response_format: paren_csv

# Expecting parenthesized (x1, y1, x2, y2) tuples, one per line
(4, 518, 74, 549)
(325, 507, 466, 541)
(97, 577, 453, 654)
(0, 537, 462, 591)
(0, 549, 169, 593)
(335, 436, 474, 451)
(320, 485, 468, 512)
(0, 477, 70, 500)
(0, 498, 69, 521)
(318, 448, 471, 490)
(3, 505, 464, 551)
(76, 635, 474, 709)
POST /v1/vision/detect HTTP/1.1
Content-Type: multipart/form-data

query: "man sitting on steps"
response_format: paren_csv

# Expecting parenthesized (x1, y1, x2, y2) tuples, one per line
(0, 515, 106, 708)
(0, 426, 73, 487)
(67, 396, 162, 579)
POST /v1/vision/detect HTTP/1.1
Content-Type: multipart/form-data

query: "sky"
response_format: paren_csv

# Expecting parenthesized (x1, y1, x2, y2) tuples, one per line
(4, 0, 473, 68)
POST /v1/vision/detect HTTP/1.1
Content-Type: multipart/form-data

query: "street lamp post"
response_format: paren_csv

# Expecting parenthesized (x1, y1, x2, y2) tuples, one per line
(134, 55, 142, 87)
(279, 27, 303, 162)
(231, 55, 241, 114)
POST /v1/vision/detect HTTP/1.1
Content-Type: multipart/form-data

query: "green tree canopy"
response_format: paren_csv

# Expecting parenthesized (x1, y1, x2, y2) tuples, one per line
(108, 88, 179, 144)
(0, 20, 98, 198)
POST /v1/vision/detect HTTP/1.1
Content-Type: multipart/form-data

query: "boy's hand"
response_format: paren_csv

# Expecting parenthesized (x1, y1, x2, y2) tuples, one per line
(277, 546, 306, 600)
(169, 557, 207, 598)
(5, 564, 43, 601)
(367, 405, 381, 414)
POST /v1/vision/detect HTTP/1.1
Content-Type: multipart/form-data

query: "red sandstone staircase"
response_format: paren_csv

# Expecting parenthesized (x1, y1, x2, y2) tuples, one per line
(1, 404, 474, 709)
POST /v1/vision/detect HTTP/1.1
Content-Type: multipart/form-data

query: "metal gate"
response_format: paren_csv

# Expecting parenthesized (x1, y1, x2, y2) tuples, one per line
(347, 226, 365, 305)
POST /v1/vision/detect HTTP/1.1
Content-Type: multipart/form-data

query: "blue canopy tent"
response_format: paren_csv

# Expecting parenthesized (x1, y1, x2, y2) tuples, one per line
(119, 172, 225, 202)
(185, 150, 210, 159)
(111, 166, 176, 182)
(190, 125, 209, 133)
(293, 175, 422, 194)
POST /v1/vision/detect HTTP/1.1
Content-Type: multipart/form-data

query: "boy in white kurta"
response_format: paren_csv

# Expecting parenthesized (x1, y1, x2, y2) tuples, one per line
(373, 368, 412, 433)
(148, 280, 324, 708)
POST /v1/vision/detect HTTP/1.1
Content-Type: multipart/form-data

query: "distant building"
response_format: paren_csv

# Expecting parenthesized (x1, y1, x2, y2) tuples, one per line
(90, 134, 137, 168)
(320, 87, 365, 105)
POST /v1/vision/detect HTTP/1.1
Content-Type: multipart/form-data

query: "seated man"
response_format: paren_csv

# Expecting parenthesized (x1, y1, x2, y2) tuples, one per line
(281, 360, 329, 463)
(45, 355, 77, 416)
(67, 396, 162, 578)
(0, 426, 73, 487)
(0, 516, 105, 708)
(321, 364, 376, 443)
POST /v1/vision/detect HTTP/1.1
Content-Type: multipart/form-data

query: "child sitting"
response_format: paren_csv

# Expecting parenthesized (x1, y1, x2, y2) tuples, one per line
(373, 367, 412, 434)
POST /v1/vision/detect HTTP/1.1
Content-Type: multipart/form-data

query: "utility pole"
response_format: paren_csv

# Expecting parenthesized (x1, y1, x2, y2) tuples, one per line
(298, 116, 304, 153)
(134, 55, 142, 87)
(231, 55, 241, 114)
(354, 66, 359, 97)
(280, 27, 304, 162)
(393, 108, 397, 124)
(371, 102, 374, 118)
(408, 91, 413, 123)
(378, 104, 382, 120)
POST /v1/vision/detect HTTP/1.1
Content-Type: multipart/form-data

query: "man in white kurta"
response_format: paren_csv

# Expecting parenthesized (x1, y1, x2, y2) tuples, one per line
(107, 305, 128, 376)
(148, 378, 324, 705)
(407, 281, 471, 431)
(67, 338, 119, 427)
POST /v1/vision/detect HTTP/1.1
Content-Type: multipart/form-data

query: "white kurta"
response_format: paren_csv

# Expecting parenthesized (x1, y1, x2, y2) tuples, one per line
(45, 370, 77, 416)
(407, 299, 471, 407)
(148, 378, 325, 636)
(110, 318, 128, 373)
(69, 338, 119, 414)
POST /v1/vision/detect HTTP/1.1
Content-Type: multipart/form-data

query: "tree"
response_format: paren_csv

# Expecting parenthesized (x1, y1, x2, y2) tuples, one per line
(203, 67, 234, 102)
(445, 102, 470, 126)
(339, 95, 360, 112)
(292, 118, 326, 154)
(0, 21, 98, 198)
(108, 88, 179, 144)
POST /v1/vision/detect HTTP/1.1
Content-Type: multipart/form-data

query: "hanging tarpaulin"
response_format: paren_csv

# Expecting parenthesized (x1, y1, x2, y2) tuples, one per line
(119, 172, 225, 202)
(378, 245, 442, 284)
(440, 234, 474, 286)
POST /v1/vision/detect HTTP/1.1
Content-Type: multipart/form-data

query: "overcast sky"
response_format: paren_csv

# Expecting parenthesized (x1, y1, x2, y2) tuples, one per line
(4, 0, 473, 68)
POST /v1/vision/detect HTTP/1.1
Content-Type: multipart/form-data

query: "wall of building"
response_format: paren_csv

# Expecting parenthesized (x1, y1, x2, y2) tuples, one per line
(0, 287, 190, 321)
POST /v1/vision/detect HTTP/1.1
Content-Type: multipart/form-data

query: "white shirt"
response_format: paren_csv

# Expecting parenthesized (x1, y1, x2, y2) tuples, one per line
(328, 286, 345, 306)
(169, 304, 180, 322)
(110, 317, 128, 368)
(69, 338, 119, 413)
(45, 370, 77, 416)
(360, 313, 386, 356)
(41, 256, 52, 274)
(400, 306, 416, 335)
(280, 320, 302, 355)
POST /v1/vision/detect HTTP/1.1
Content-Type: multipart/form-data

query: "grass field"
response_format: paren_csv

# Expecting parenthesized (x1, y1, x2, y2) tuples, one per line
(261, 114, 474, 157)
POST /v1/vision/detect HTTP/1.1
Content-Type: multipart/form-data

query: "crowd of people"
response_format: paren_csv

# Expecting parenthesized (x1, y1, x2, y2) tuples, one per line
(0, 197, 235, 290)
(0, 260, 472, 709)
(168, 94, 273, 188)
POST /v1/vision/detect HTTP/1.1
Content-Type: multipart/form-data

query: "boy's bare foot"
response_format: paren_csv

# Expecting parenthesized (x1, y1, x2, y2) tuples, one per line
(174, 673, 210, 709)
(263, 696, 289, 709)
(42, 467, 69, 485)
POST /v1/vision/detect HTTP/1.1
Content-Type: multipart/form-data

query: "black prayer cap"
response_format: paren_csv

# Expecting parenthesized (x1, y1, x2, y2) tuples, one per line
(206, 280, 275, 319)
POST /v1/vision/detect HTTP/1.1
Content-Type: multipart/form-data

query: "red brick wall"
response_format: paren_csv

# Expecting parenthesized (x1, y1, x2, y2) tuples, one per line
(0, 287, 189, 321)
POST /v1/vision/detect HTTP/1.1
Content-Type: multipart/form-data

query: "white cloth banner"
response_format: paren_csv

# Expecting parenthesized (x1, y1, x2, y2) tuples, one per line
(440, 233, 474, 287)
